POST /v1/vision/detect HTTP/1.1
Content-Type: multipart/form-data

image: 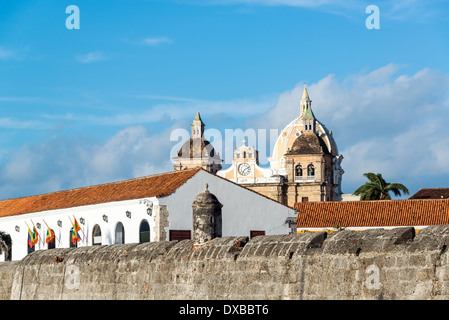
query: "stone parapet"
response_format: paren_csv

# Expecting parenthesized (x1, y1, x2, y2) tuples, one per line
(2, 225, 449, 300)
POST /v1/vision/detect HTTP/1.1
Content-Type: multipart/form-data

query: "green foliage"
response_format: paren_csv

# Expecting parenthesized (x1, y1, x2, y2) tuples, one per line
(353, 173, 409, 200)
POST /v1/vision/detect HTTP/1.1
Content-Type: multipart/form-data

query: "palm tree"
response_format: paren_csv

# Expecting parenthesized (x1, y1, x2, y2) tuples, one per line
(353, 172, 409, 200)
(0, 231, 12, 260)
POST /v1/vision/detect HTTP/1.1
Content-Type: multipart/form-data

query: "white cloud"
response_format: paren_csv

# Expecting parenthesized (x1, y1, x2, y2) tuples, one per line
(41, 94, 277, 127)
(0, 117, 45, 130)
(177, 0, 446, 21)
(142, 37, 173, 46)
(0, 125, 176, 199)
(251, 64, 449, 195)
(76, 51, 107, 63)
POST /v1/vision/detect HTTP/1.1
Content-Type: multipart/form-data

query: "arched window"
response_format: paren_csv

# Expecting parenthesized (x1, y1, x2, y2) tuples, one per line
(308, 164, 315, 176)
(115, 222, 125, 244)
(48, 229, 56, 249)
(139, 220, 150, 243)
(295, 165, 302, 177)
(69, 228, 77, 248)
(92, 224, 102, 246)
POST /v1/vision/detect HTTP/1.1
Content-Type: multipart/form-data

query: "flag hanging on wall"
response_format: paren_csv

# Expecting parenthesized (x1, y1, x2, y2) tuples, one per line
(71, 217, 82, 244)
(45, 227, 55, 244)
(42, 219, 55, 244)
(27, 224, 38, 248)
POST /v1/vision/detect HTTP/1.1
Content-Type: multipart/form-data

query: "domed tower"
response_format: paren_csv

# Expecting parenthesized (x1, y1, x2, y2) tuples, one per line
(192, 183, 223, 246)
(172, 112, 223, 174)
(269, 86, 344, 205)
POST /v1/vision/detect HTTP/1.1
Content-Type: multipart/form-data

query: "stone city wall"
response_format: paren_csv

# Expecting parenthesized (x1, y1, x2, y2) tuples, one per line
(2, 225, 449, 300)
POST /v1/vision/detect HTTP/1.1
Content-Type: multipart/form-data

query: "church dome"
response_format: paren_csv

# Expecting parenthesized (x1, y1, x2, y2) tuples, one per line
(269, 87, 339, 171)
(287, 132, 330, 155)
(177, 138, 217, 158)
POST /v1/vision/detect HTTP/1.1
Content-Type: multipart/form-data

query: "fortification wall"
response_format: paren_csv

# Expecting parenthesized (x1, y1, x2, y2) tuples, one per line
(2, 225, 449, 300)
(0, 261, 18, 300)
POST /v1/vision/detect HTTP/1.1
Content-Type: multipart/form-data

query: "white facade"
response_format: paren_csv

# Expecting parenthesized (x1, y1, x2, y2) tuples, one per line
(0, 169, 296, 262)
(0, 198, 158, 261)
(162, 170, 295, 237)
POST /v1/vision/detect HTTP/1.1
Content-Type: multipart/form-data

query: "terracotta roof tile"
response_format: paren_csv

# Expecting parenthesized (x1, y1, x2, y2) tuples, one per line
(295, 199, 449, 228)
(409, 188, 449, 200)
(0, 168, 201, 218)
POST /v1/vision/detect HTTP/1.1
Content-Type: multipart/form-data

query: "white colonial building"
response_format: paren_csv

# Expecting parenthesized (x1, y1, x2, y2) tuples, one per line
(0, 168, 296, 261)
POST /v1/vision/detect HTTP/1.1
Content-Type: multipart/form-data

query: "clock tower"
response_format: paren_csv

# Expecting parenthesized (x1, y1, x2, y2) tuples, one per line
(217, 139, 287, 202)
(217, 139, 263, 182)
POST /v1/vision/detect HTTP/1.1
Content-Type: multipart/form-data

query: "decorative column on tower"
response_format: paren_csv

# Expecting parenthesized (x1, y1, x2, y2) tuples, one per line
(192, 183, 223, 247)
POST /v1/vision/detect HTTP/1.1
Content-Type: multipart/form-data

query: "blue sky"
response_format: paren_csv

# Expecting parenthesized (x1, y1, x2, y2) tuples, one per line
(1, 0, 449, 199)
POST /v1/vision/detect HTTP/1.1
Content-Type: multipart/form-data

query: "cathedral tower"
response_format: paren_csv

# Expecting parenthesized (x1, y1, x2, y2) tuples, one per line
(219, 86, 345, 206)
(172, 113, 223, 174)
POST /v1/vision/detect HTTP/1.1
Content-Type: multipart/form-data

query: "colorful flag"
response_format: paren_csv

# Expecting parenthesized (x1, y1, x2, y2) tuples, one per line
(27, 224, 38, 248)
(42, 219, 55, 244)
(71, 217, 82, 244)
(27, 226, 34, 248)
(46, 227, 55, 244)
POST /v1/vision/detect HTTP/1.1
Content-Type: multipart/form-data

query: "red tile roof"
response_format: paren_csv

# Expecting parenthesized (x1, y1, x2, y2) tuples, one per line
(409, 188, 449, 200)
(295, 199, 449, 228)
(0, 168, 201, 218)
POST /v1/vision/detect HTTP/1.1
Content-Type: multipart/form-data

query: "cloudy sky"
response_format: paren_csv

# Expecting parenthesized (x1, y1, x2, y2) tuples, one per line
(1, 0, 449, 199)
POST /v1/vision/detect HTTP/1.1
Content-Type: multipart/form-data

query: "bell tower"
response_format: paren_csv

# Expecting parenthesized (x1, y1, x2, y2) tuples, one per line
(172, 112, 222, 174)
(191, 112, 205, 139)
(302, 88, 316, 134)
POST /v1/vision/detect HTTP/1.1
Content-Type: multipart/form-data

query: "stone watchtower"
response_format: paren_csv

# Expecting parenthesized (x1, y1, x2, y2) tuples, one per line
(192, 183, 223, 246)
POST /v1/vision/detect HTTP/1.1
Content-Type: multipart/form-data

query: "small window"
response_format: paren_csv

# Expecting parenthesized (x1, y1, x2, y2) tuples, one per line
(250, 230, 265, 239)
(169, 230, 191, 241)
(302, 197, 309, 202)
(92, 224, 102, 246)
(139, 220, 150, 243)
(295, 165, 302, 176)
(115, 222, 125, 244)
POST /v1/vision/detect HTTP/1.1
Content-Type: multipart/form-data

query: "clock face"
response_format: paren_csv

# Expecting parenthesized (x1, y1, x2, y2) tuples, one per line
(238, 163, 251, 176)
